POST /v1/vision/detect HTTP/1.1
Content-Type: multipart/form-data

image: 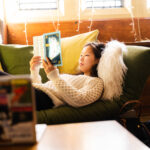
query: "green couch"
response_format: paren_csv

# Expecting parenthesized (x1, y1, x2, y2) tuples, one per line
(0, 44, 150, 125)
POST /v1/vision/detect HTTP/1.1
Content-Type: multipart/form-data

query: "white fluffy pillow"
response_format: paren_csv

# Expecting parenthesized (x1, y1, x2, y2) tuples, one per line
(97, 40, 127, 101)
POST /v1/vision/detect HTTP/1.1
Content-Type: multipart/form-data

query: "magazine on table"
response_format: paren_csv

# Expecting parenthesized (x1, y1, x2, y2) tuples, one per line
(33, 31, 62, 67)
(0, 75, 37, 145)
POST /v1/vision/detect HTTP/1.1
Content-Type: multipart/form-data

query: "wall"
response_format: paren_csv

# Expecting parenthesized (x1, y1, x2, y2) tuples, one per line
(4, 0, 150, 22)
(3, 0, 150, 44)
(7, 18, 150, 45)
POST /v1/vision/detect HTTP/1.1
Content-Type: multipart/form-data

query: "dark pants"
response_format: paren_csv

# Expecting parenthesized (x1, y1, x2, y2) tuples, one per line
(0, 71, 54, 110)
(34, 88, 54, 110)
(0, 71, 10, 76)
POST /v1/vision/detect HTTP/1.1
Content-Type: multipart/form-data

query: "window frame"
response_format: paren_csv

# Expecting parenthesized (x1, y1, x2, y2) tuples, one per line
(4, 0, 64, 23)
(81, 0, 130, 20)
(18, 0, 58, 11)
(83, 0, 124, 9)
(147, 0, 150, 11)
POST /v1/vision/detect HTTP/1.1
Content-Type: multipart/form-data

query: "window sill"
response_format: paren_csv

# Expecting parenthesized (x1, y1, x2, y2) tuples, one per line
(79, 7, 132, 20)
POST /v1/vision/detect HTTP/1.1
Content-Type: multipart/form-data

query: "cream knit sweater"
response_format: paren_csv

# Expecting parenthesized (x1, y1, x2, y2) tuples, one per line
(31, 68, 103, 108)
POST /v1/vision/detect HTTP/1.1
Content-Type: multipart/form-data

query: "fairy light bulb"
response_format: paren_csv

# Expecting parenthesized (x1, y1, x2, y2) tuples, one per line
(88, 0, 94, 31)
(76, 0, 81, 32)
(24, 18, 28, 45)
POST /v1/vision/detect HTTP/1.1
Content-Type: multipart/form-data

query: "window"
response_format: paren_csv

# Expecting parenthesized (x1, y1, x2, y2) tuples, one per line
(84, 0, 123, 9)
(18, 0, 58, 10)
(147, 0, 150, 8)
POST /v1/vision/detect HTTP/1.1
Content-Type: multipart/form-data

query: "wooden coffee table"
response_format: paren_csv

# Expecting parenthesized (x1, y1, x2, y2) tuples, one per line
(1, 120, 149, 150)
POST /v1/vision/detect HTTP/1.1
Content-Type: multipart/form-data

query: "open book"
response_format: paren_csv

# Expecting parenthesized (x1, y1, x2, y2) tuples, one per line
(33, 31, 62, 67)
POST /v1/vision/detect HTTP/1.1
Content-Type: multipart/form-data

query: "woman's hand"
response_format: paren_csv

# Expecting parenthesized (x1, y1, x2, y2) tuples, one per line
(43, 57, 56, 75)
(30, 56, 41, 70)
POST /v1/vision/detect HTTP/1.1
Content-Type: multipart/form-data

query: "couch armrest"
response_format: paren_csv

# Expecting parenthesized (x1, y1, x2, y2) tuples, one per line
(119, 100, 142, 118)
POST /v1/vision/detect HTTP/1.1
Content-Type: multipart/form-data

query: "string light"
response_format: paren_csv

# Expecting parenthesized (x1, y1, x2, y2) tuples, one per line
(56, 1, 60, 31)
(22, 0, 150, 44)
(127, 6, 138, 42)
(126, 4, 150, 42)
(137, 17, 142, 41)
(88, 0, 94, 31)
(136, 2, 142, 41)
(51, 1, 60, 31)
(18, 0, 28, 45)
(76, 0, 81, 32)
(24, 18, 28, 45)
(52, 14, 57, 31)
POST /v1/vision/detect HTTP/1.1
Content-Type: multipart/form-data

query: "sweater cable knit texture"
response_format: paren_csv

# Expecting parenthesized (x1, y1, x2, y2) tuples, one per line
(31, 68, 103, 107)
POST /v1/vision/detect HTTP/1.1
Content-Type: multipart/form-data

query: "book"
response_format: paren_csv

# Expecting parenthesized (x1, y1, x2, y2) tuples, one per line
(33, 31, 62, 67)
(0, 75, 36, 145)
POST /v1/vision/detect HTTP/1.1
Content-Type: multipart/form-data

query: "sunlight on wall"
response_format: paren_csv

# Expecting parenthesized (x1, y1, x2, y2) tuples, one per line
(3, 0, 150, 44)
(0, 0, 4, 21)
(147, 0, 150, 8)
(4, 0, 150, 23)
(4, 0, 64, 23)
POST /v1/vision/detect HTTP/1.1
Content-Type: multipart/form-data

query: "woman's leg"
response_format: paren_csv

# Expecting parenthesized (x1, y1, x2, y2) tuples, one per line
(34, 88, 54, 111)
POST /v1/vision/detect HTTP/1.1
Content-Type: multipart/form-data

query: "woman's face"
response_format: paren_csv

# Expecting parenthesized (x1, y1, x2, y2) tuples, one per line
(79, 46, 99, 76)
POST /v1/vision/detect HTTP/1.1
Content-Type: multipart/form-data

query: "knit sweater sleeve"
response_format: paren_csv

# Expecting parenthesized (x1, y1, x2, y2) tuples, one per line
(30, 66, 42, 84)
(47, 69, 104, 107)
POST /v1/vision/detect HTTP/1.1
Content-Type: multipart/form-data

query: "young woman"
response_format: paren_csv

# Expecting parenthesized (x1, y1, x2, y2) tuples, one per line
(0, 42, 104, 110)
(29, 42, 104, 110)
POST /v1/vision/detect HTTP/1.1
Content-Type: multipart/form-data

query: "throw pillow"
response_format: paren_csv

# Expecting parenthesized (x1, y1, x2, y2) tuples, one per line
(58, 29, 99, 74)
(0, 44, 48, 83)
(0, 44, 33, 74)
(0, 63, 3, 71)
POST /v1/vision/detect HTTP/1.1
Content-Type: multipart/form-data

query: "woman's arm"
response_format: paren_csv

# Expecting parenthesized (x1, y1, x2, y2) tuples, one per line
(47, 70, 103, 107)
(57, 79, 103, 107)
(30, 56, 42, 84)
(43, 57, 103, 107)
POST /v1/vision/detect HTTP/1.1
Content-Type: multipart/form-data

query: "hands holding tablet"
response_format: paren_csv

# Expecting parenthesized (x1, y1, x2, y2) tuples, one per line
(30, 56, 41, 70)
(30, 56, 56, 75)
(43, 57, 56, 74)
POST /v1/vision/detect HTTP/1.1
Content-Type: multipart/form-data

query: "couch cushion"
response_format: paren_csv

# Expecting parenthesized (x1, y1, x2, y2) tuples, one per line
(37, 99, 120, 124)
(0, 44, 48, 83)
(122, 45, 150, 101)
(0, 44, 33, 74)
